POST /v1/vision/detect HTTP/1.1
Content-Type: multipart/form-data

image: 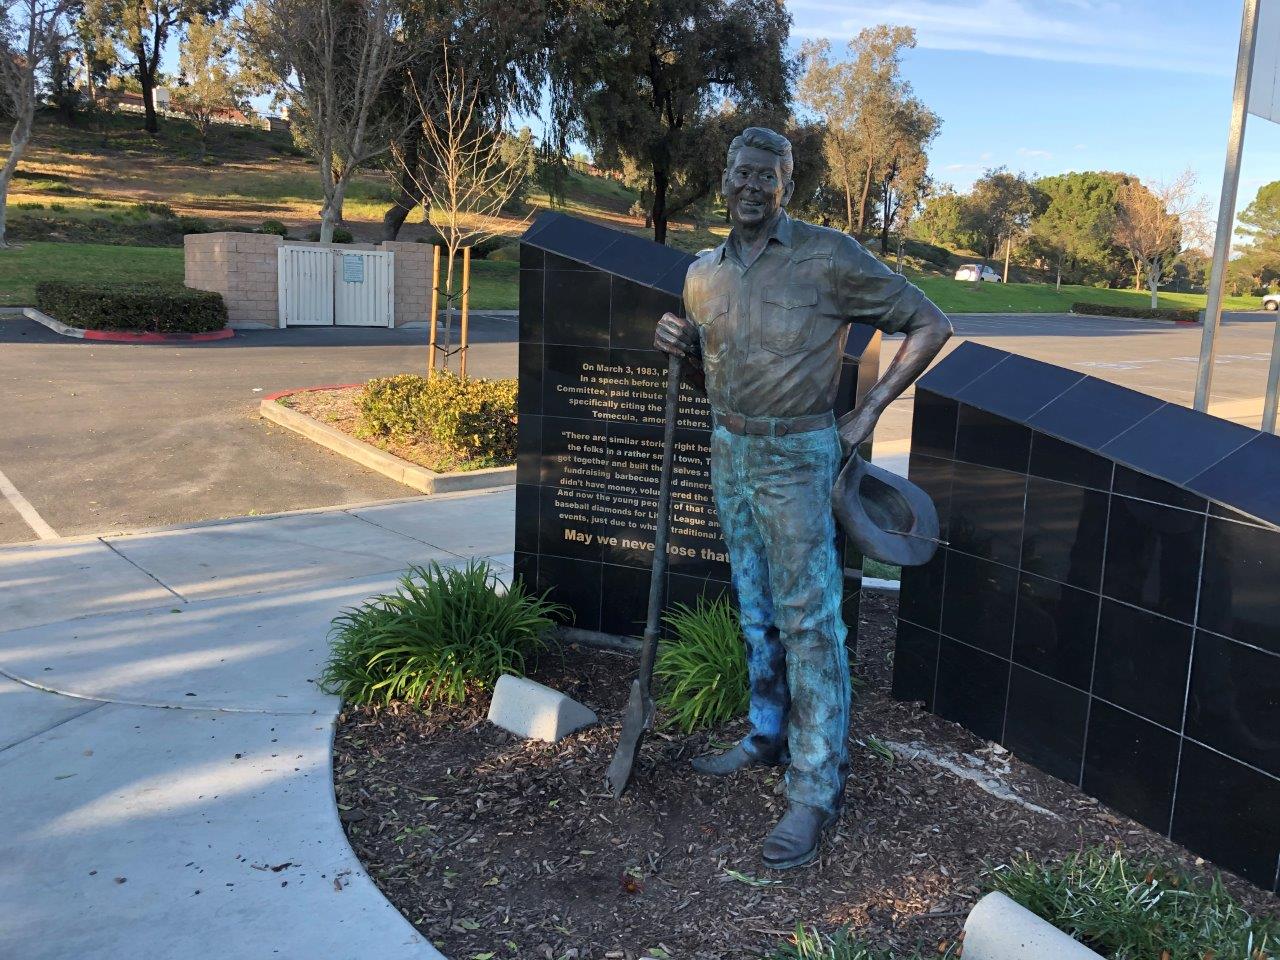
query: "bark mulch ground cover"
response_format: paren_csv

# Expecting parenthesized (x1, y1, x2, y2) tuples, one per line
(334, 592, 1279, 959)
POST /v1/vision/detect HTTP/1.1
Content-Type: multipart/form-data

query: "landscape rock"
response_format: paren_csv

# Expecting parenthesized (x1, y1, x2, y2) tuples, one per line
(487, 674, 597, 742)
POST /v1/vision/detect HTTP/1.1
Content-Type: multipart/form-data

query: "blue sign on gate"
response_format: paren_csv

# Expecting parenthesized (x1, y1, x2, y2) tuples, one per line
(341, 254, 365, 283)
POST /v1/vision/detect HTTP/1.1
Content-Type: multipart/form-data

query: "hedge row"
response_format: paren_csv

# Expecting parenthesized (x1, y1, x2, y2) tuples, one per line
(1072, 301, 1200, 322)
(359, 372, 517, 466)
(35, 281, 228, 333)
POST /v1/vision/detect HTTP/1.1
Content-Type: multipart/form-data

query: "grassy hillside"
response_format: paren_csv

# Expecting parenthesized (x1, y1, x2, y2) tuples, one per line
(0, 111, 1260, 314)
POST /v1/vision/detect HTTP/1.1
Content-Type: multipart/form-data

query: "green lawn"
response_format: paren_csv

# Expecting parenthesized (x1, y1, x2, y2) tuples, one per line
(0, 241, 184, 306)
(913, 275, 1259, 315)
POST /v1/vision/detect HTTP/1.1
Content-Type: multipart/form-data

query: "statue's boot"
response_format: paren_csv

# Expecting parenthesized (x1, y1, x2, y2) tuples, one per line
(761, 801, 838, 870)
(690, 743, 788, 776)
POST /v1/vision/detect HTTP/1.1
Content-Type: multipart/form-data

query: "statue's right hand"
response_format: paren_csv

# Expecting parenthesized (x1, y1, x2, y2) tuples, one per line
(655, 312, 698, 358)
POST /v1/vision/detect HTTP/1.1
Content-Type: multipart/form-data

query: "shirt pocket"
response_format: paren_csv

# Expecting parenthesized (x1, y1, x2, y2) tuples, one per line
(760, 283, 820, 356)
(697, 294, 731, 361)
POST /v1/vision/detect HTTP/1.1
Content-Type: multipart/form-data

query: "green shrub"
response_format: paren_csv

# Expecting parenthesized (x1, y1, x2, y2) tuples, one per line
(259, 219, 289, 237)
(15, 201, 44, 210)
(320, 560, 565, 706)
(1072, 301, 1200, 322)
(358, 372, 518, 466)
(49, 202, 65, 212)
(487, 242, 520, 263)
(178, 215, 213, 234)
(306, 226, 354, 243)
(990, 848, 1279, 959)
(654, 596, 748, 732)
(771, 927, 942, 960)
(35, 281, 227, 333)
(133, 200, 175, 219)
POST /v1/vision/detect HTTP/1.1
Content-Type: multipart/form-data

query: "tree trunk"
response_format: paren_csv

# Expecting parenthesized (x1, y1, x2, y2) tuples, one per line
(381, 131, 422, 241)
(652, 165, 669, 245)
(843, 174, 854, 234)
(855, 157, 874, 238)
(1055, 260, 1062, 291)
(0, 114, 34, 248)
(1003, 236, 1012, 283)
(1148, 256, 1160, 308)
(320, 176, 348, 243)
(137, 48, 159, 135)
(879, 183, 892, 254)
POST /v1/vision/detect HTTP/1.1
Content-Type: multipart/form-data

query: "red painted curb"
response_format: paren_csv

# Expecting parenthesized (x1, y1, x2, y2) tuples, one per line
(263, 384, 364, 403)
(81, 327, 236, 343)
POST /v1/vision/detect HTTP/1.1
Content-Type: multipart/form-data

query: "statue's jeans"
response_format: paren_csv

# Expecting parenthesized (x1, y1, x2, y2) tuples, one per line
(709, 422, 850, 815)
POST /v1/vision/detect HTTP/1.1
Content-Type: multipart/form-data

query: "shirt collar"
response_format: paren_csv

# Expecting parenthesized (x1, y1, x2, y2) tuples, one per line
(715, 210, 793, 263)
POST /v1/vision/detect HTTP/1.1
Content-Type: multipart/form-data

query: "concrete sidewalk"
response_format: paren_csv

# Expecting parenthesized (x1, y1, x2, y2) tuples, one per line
(0, 490, 515, 960)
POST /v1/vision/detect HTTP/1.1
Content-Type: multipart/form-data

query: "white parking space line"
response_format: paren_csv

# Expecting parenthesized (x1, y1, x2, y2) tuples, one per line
(0, 467, 58, 540)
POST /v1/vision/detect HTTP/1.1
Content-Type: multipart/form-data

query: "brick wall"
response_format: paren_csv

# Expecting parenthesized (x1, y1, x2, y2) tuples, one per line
(184, 233, 438, 328)
(185, 233, 283, 328)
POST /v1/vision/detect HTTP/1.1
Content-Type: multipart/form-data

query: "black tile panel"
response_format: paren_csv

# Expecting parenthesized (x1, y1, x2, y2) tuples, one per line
(940, 551, 1018, 658)
(1198, 516, 1280, 653)
(522, 213, 620, 267)
(1186, 631, 1280, 778)
(1102, 496, 1205, 625)
(891, 621, 940, 706)
(1020, 476, 1108, 591)
(934, 636, 1009, 743)
(955, 353, 1085, 422)
(1012, 572, 1099, 690)
(610, 278, 681, 352)
(1171, 742, 1280, 890)
(515, 412, 542, 485)
(1027, 377, 1166, 451)
(1003, 665, 1088, 785)
(1186, 432, 1280, 531)
(1092, 599, 1192, 731)
(916, 341, 1010, 396)
(592, 233, 694, 288)
(1100, 403, 1256, 487)
(519, 266, 544, 343)
(906, 454, 953, 540)
(1028, 433, 1113, 490)
(898, 547, 946, 632)
(514, 482, 540, 555)
(1083, 700, 1181, 834)
(947, 460, 1026, 566)
(911, 389, 959, 460)
(535, 554, 602, 633)
(543, 267, 611, 347)
(955, 405, 1032, 473)
(1112, 465, 1207, 512)
(517, 341, 543, 415)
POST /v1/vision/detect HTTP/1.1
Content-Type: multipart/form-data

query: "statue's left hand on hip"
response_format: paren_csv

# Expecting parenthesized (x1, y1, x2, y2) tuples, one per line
(837, 407, 877, 459)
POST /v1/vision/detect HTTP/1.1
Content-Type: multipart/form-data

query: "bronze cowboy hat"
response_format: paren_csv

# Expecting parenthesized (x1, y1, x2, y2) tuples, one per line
(832, 453, 940, 567)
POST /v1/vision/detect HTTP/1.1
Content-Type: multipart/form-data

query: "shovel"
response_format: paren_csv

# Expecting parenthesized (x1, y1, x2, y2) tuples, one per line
(605, 353, 683, 799)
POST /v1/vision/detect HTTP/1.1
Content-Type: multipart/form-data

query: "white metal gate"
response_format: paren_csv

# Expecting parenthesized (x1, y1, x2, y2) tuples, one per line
(276, 246, 395, 328)
(333, 251, 394, 327)
(277, 246, 334, 327)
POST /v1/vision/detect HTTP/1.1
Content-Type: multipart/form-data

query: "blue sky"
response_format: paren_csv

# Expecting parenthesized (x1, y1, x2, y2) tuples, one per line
(790, 0, 1280, 216)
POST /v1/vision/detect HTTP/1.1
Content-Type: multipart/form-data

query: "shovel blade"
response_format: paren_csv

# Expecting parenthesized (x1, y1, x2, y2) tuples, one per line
(604, 678, 654, 798)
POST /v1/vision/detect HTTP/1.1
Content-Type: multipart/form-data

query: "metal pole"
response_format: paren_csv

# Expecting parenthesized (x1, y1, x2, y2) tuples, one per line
(459, 245, 471, 380)
(427, 244, 440, 376)
(1263, 313, 1280, 431)
(1194, 0, 1260, 411)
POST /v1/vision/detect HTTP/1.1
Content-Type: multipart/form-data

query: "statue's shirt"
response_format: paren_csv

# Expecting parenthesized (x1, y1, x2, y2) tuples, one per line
(683, 212, 925, 418)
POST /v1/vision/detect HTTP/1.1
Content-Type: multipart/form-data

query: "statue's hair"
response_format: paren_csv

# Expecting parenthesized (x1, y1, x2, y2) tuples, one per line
(726, 127, 794, 182)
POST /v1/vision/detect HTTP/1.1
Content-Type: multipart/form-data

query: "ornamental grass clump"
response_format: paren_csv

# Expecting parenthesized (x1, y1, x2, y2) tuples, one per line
(320, 561, 564, 707)
(990, 847, 1278, 960)
(655, 596, 749, 732)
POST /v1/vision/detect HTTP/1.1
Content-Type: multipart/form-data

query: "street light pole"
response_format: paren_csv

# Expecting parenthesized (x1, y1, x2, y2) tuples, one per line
(1194, 0, 1261, 413)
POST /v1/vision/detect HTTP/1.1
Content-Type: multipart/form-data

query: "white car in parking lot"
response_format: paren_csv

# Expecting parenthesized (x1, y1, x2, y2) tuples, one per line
(955, 263, 1001, 283)
(1263, 293, 1279, 311)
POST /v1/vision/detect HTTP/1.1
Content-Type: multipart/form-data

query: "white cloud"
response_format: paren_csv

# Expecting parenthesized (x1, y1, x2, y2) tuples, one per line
(789, 0, 1230, 77)
(1018, 147, 1054, 159)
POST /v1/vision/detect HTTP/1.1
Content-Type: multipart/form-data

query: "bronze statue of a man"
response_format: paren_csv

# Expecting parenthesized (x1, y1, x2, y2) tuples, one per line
(655, 127, 951, 869)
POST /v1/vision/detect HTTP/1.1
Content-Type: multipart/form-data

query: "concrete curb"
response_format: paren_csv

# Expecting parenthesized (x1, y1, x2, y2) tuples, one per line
(23, 307, 235, 343)
(260, 386, 515, 495)
(963, 891, 1103, 959)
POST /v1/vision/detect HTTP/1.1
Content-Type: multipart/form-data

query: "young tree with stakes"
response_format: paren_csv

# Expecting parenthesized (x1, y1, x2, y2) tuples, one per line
(398, 44, 531, 377)
(1, 0, 74, 248)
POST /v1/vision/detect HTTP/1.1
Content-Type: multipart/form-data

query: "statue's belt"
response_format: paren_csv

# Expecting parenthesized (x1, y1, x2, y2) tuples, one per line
(712, 410, 835, 437)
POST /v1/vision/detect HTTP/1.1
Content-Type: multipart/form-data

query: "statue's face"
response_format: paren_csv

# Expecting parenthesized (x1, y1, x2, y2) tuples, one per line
(723, 145, 794, 229)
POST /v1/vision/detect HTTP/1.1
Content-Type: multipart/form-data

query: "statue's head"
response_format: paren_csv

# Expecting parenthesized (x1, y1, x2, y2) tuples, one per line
(722, 127, 795, 230)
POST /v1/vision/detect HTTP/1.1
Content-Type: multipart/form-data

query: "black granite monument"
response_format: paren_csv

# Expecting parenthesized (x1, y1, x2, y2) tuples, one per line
(895, 340, 1280, 891)
(515, 211, 881, 643)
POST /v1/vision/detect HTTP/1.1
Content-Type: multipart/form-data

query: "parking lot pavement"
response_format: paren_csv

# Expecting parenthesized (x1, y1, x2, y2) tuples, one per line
(0, 315, 516, 544)
(1, 309, 1273, 543)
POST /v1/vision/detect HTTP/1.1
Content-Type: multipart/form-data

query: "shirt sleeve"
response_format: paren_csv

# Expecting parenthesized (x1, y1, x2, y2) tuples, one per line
(832, 234, 927, 335)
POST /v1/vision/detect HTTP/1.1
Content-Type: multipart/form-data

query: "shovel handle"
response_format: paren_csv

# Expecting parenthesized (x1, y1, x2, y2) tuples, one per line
(637, 353, 683, 692)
